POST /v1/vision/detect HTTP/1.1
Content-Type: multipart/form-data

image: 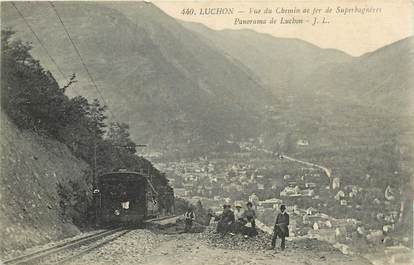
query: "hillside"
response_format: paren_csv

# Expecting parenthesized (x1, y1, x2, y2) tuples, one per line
(0, 112, 91, 256)
(2, 1, 412, 186)
(182, 21, 413, 115)
(1, 2, 272, 153)
(181, 22, 353, 95)
(182, 21, 413, 188)
(309, 37, 414, 115)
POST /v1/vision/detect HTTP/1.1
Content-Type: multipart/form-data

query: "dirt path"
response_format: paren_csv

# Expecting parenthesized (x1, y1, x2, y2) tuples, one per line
(47, 227, 375, 265)
(142, 233, 372, 265)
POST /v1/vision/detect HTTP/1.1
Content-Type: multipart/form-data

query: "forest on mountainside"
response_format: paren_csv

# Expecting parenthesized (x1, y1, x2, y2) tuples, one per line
(1, 29, 173, 214)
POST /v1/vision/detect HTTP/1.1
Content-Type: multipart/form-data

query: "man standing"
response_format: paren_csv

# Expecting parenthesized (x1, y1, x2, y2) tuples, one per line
(271, 204, 289, 250)
(184, 207, 195, 232)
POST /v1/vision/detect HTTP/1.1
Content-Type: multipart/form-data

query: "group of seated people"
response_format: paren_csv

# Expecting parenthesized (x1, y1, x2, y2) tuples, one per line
(214, 203, 290, 250)
(215, 201, 258, 237)
(186, 202, 290, 250)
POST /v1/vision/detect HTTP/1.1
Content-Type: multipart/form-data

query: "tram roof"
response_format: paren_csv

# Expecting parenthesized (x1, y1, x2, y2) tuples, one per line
(98, 171, 148, 182)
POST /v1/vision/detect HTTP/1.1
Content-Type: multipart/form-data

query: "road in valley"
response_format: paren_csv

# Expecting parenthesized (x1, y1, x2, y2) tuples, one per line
(258, 148, 332, 181)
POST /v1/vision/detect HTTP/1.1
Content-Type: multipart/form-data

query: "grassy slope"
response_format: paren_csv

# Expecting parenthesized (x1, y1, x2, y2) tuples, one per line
(0, 112, 91, 257)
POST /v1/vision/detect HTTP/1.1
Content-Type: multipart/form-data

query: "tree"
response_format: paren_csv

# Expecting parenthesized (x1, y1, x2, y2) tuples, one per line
(1, 30, 174, 221)
(87, 99, 107, 138)
(1, 29, 75, 137)
(106, 122, 136, 154)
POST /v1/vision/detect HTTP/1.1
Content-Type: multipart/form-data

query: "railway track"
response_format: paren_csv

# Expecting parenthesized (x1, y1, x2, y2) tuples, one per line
(3, 228, 129, 265)
(3, 216, 177, 265)
(144, 215, 178, 225)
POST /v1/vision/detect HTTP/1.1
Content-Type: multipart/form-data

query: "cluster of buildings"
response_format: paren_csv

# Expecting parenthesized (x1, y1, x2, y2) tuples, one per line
(276, 168, 325, 199)
(156, 159, 219, 198)
(156, 154, 407, 260)
(157, 159, 283, 200)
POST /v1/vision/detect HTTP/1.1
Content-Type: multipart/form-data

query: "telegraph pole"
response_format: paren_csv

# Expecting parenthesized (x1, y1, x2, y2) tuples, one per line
(93, 138, 97, 186)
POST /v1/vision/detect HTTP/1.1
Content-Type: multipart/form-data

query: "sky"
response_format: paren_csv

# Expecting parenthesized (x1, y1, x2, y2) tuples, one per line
(154, 0, 413, 56)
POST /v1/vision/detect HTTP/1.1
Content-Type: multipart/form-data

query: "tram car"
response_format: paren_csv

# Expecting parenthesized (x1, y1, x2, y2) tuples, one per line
(93, 171, 160, 226)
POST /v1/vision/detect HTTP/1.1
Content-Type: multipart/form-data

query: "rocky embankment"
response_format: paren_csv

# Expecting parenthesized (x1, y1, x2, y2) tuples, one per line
(61, 222, 373, 265)
(0, 113, 91, 257)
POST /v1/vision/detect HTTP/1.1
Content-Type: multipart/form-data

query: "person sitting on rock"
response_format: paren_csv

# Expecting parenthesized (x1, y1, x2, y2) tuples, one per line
(184, 207, 195, 233)
(216, 204, 235, 236)
(233, 203, 246, 233)
(270, 204, 289, 250)
(242, 202, 258, 237)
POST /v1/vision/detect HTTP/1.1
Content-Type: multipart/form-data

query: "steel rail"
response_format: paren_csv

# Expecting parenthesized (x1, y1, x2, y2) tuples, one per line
(56, 230, 131, 265)
(144, 215, 177, 224)
(3, 228, 124, 265)
(4, 216, 177, 264)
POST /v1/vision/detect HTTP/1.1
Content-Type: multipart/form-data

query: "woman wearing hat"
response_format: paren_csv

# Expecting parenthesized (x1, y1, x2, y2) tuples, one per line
(233, 203, 245, 234)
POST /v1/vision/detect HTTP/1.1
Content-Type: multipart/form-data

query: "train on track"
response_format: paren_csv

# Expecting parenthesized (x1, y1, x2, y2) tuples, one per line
(93, 171, 162, 227)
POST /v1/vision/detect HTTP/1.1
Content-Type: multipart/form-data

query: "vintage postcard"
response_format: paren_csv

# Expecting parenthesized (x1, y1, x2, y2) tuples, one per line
(0, 1, 412, 265)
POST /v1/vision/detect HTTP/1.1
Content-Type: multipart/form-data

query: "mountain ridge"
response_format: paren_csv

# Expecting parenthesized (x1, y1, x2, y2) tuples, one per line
(182, 20, 413, 115)
(2, 2, 412, 159)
